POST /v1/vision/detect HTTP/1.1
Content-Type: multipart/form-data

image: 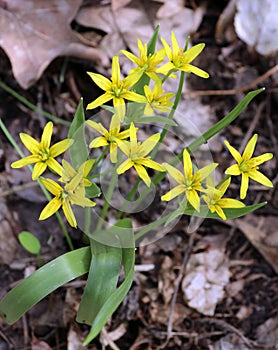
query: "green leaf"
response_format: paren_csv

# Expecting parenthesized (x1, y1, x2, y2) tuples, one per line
(183, 202, 267, 219)
(18, 231, 41, 255)
(85, 182, 101, 198)
(137, 116, 177, 126)
(68, 98, 89, 168)
(83, 220, 135, 345)
(0, 247, 91, 325)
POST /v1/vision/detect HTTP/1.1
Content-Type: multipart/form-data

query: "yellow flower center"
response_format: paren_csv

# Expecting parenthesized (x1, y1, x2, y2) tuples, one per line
(111, 84, 124, 98)
(239, 161, 249, 173)
(39, 149, 50, 162)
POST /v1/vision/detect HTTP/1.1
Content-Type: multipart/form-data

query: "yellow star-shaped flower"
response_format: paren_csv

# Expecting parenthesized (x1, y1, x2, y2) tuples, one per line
(143, 81, 175, 115)
(86, 115, 131, 163)
(39, 170, 96, 228)
(157, 32, 209, 78)
(203, 177, 245, 220)
(161, 149, 218, 211)
(87, 55, 145, 120)
(121, 39, 166, 82)
(117, 123, 164, 187)
(224, 134, 273, 199)
(11, 121, 73, 180)
(59, 159, 95, 187)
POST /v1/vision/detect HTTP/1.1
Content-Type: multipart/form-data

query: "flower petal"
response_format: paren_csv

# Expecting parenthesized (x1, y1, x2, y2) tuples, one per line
(184, 43, 205, 63)
(87, 72, 111, 91)
(40, 177, 63, 195)
(87, 92, 113, 110)
(40, 122, 53, 150)
(47, 158, 64, 176)
(224, 140, 242, 163)
(86, 120, 108, 135)
(62, 199, 77, 228)
(161, 184, 185, 201)
(11, 155, 39, 168)
(248, 170, 273, 188)
(240, 172, 249, 199)
(182, 64, 209, 78)
(20, 133, 40, 154)
(225, 164, 241, 176)
(198, 163, 218, 181)
(183, 149, 192, 179)
(139, 158, 164, 172)
(138, 133, 160, 157)
(162, 162, 184, 184)
(32, 162, 47, 180)
(171, 31, 180, 57)
(50, 139, 73, 157)
(242, 134, 257, 160)
(123, 91, 146, 103)
(89, 136, 108, 148)
(111, 55, 121, 86)
(218, 198, 245, 208)
(249, 153, 273, 167)
(134, 163, 151, 187)
(186, 189, 200, 212)
(39, 197, 62, 221)
(214, 205, 226, 220)
(110, 142, 118, 163)
(117, 158, 134, 174)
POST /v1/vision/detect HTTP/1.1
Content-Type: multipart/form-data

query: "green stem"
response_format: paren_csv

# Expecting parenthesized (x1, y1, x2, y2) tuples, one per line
(0, 81, 70, 126)
(0, 118, 74, 250)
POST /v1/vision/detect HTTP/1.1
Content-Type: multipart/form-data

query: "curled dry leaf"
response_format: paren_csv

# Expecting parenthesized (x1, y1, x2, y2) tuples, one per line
(0, 0, 108, 89)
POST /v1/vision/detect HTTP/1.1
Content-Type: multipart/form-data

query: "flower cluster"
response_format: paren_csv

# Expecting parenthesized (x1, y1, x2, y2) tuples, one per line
(11, 31, 273, 227)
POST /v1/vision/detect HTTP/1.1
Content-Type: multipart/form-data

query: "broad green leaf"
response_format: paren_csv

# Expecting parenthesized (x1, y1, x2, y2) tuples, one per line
(83, 219, 135, 345)
(85, 182, 101, 198)
(0, 247, 91, 325)
(76, 240, 122, 325)
(136, 116, 177, 126)
(18, 231, 41, 255)
(68, 98, 88, 168)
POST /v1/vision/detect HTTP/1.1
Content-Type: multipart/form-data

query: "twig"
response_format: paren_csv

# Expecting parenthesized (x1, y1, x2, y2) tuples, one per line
(100, 328, 121, 350)
(158, 231, 197, 349)
(184, 64, 278, 98)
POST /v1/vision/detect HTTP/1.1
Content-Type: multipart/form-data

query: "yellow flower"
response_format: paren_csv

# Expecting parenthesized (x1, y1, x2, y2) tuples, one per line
(87, 55, 146, 120)
(59, 159, 95, 187)
(157, 32, 209, 78)
(224, 134, 273, 199)
(117, 123, 164, 187)
(86, 115, 131, 163)
(161, 149, 218, 211)
(11, 121, 73, 180)
(203, 177, 245, 220)
(143, 81, 175, 115)
(121, 39, 166, 82)
(39, 171, 96, 228)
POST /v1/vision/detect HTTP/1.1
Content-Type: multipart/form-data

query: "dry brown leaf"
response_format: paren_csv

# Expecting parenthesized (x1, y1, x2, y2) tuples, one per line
(111, 0, 133, 12)
(0, 0, 108, 88)
(235, 215, 278, 273)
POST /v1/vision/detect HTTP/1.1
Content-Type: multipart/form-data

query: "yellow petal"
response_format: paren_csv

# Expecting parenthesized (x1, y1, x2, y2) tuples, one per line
(113, 97, 126, 121)
(82, 159, 95, 177)
(61, 159, 76, 179)
(217, 177, 231, 195)
(186, 189, 200, 212)
(41, 122, 53, 150)
(224, 140, 242, 163)
(218, 198, 245, 208)
(139, 158, 164, 172)
(183, 64, 209, 78)
(87, 72, 111, 91)
(40, 177, 63, 195)
(162, 162, 184, 184)
(138, 133, 160, 157)
(161, 184, 185, 201)
(111, 55, 121, 86)
(39, 197, 62, 221)
(184, 43, 205, 63)
(50, 139, 73, 157)
(214, 205, 226, 220)
(11, 155, 39, 168)
(110, 142, 118, 163)
(134, 164, 151, 187)
(123, 91, 146, 103)
(47, 158, 63, 176)
(20, 133, 40, 154)
(249, 153, 273, 167)
(240, 173, 249, 199)
(198, 163, 218, 181)
(120, 49, 139, 65)
(87, 92, 113, 110)
(86, 120, 108, 135)
(117, 158, 134, 174)
(110, 114, 121, 132)
(62, 199, 77, 228)
(225, 164, 241, 176)
(89, 136, 108, 148)
(248, 170, 273, 188)
(183, 149, 192, 180)
(171, 32, 180, 58)
(32, 162, 47, 180)
(161, 37, 172, 60)
(118, 140, 130, 156)
(242, 134, 257, 160)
